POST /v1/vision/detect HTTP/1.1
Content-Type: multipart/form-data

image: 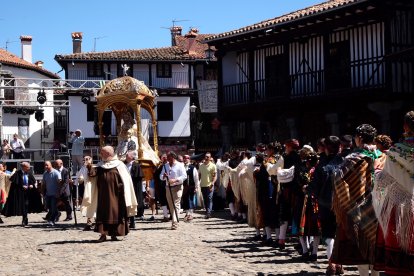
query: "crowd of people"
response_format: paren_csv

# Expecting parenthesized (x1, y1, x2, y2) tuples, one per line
(0, 111, 412, 276)
(1, 134, 26, 160)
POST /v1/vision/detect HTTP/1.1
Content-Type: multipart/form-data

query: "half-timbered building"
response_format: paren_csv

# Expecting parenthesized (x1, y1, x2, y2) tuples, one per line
(206, 0, 413, 149)
(55, 28, 217, 153)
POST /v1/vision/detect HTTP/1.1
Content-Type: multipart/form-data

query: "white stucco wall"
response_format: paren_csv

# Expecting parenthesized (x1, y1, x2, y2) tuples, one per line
(1, 65, 56, 152)
(68, 96, 97, 138)
(156, 96, 190, 137)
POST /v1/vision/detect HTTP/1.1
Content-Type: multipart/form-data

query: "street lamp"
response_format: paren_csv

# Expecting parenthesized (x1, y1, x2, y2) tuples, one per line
(190, 103, 197, 151)
(205, 47, 215, 60)
(190, 103, 197, 113)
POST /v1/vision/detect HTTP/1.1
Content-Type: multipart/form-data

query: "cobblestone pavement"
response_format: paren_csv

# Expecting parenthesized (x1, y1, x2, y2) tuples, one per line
(0, 209, 361, 276)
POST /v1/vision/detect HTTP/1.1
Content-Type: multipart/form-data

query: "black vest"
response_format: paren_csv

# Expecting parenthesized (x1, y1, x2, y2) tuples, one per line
(185, 164, 195, 187)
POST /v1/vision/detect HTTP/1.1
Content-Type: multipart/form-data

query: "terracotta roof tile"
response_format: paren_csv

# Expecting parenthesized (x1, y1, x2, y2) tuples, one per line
(175, 33, 215, 59)
(0, 48, 59, 79)
(55, 32, 215, 62)
(205, 0, 364, 42)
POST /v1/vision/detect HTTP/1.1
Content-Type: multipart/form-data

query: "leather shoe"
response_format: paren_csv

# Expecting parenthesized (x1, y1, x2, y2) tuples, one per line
(252, 234, 262, 241)
(55, 212, 61, 222)
(309, 254, 317, 262)
(262, 238, 273, 246)
(96, 235, 106, 243)
(63, 217, 72, 221)
(83, 225, 92, 231)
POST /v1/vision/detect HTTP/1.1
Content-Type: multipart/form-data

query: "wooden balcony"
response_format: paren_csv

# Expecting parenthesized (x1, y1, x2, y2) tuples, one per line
(222, 69, 394, 107)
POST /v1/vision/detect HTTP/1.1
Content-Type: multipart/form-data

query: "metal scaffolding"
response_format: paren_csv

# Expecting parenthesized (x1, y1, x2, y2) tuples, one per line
(0, 75, 107, 139)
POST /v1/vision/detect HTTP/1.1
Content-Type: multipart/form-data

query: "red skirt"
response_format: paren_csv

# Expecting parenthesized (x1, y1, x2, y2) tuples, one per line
(374, 211, 414, 275)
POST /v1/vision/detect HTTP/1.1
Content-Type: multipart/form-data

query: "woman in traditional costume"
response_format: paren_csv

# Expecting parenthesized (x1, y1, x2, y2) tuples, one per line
(277, 139, 301, 249)
(308, 136, 344, 275)
(331, 124, 381, 276)
(297, 148, 320, 262)
(373, 111, 414, 276)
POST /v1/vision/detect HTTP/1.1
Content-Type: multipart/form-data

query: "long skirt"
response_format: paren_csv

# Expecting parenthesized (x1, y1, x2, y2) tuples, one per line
(299, 194, 321, 237)
(374, 212, 414, 275)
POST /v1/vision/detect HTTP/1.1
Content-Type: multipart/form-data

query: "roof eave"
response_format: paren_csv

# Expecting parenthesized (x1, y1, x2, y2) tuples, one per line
(2, 61, 59, 79)
(54, 57, 208, 63)
(206, 0, 369, 44)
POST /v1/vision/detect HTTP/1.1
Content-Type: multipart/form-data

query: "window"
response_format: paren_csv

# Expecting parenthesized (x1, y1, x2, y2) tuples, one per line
(87, 102, 97, 121)
(4, 88, 15, 103)
(156, 64, 172, 78)
(265, 54, 289, 98)
(117, 63, 133, 77)
(325, 41, 351, 90)
(157, 101, 173, 121)
(87, 63, 103, 77)
(3, 76, 14, 105)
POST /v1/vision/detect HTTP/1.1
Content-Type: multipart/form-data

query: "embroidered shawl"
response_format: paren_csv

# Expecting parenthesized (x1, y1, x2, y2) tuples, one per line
(333, 150, 379, 261)
(373, 142, 414, 253)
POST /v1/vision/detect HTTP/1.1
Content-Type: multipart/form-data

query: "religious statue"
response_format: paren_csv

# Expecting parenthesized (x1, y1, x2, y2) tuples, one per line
(115, 111, 160, 166)
(116, 129, 137, 161)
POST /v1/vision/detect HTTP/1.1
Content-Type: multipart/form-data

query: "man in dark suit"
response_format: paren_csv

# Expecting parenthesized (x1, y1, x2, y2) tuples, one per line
(55, 159, 73, 221)
(125, 151, 144, 229)
(2, 162, 37, 226)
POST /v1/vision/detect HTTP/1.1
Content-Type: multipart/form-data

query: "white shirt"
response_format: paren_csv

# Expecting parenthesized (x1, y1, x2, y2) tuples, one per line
(267, 156, 284, 176)
(159, 161, 187, 187)
(11, 138, 25, 153)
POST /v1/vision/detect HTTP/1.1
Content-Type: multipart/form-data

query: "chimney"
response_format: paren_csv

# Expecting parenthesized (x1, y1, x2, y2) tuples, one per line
(170, 26, 182, 46)
(185, 28, 199, 38)
(71, 32, 83, 53)
(34, 61, 44, 68)
(184, 28, 199, 54)
(20, 35, 32, 63)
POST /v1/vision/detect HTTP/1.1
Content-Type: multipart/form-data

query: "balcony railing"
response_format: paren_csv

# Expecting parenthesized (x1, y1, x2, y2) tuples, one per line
(67, 70, 190, 89)
(223, 79, 288, 106)
(222, 68, 391, 106)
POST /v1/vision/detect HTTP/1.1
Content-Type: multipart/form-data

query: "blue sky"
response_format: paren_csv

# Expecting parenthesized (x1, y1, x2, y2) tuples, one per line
(1, 0, 323, 77)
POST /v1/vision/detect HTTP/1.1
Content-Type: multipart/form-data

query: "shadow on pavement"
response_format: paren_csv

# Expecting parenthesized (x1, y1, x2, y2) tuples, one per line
(40, 239, 98, 245)
(139, 226, 170, 231)
(257, 271, 325, 276)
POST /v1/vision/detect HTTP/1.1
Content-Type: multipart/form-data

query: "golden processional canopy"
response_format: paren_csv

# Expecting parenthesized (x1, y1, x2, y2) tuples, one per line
(95, 76, 159, 168)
